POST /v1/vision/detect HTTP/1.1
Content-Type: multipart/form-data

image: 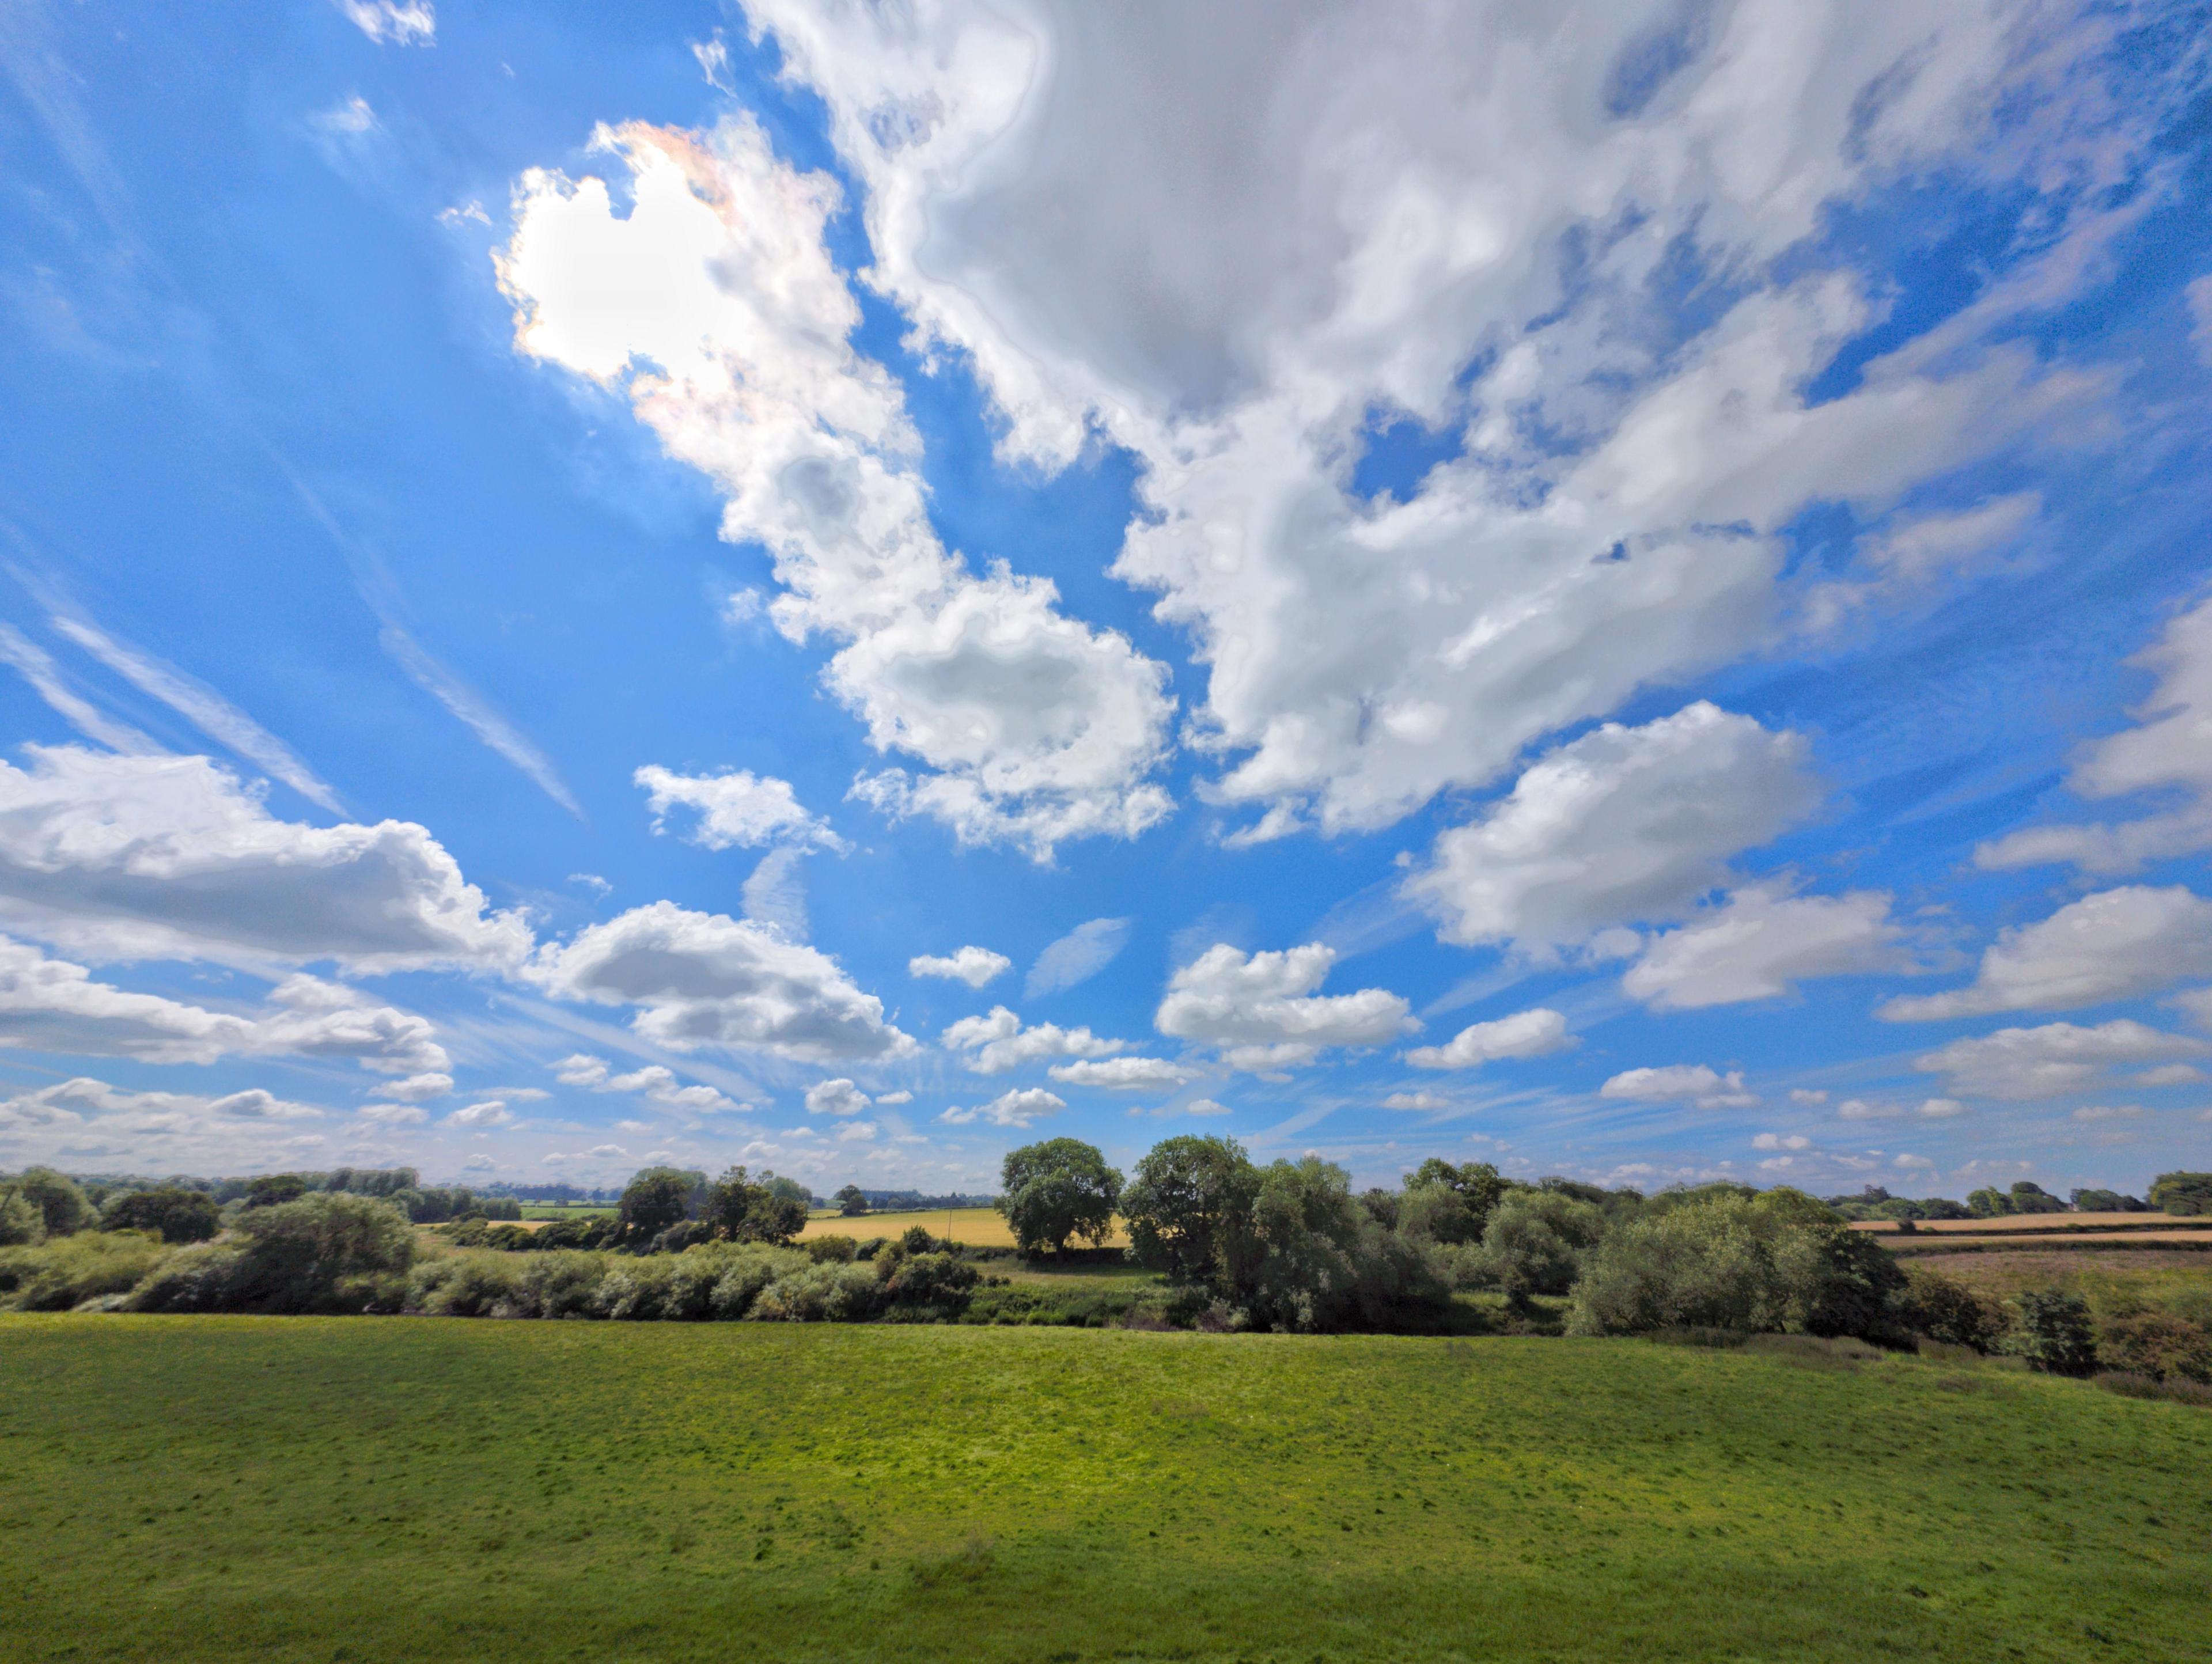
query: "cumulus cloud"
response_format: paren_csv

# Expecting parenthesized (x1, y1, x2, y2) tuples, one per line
(1047, 1056, 1197, 1090)
(635, 765, 844, 852)
(446, 1100, 513, 1127)
(0, 746, 530, 972)
(334, 2, 434, 46)
(740, 0, 2108, 839)
(0, 936, 445, 1072)
(1625, 885, 1921, 1009)
(910, 946, 1013, 989)
(1880, 886, 2212, 1021)
(357, 1102, 427, 1124)
(0, 1075, 325, 1170)
(1913, 1019, 2207, 1100)
(1752, 1133, 1809, 1151)
(498, 118, 1173, 859)
(805, 1078, 871, 1117)
(527, 901, 915, 1063)
(1406, 704, 1819, 952)
(1155, 943, 1412, 1070)
(1406, 1006, 1572, 1070)
(377, 1071, 452, 1102)
(1600, 1066, 1758, 1109)
(941, 1005, 1124, 1075)
(1025, 918, 1131, 998)
(875, 1089, 912, 1105)
(1979, 595, 2212, 873)
(1835, 1097, 1966, 1121)
(938, 1087, 1065, 1128)
(1383, 1090, 1450, 1111)
(548, 1052, 736, 1112)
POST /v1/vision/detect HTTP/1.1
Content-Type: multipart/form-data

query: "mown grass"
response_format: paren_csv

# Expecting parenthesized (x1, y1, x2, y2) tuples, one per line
(2, 1317, 2209, 1662)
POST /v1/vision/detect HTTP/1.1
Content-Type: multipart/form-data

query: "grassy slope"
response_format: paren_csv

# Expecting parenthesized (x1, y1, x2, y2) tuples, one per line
(2, 1319, 2208, 1663)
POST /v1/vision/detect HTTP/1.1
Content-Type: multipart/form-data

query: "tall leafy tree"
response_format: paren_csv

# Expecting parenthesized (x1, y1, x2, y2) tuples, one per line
(998, 1139, 1122, 1257)
(1121, 1136, 1260, 1284)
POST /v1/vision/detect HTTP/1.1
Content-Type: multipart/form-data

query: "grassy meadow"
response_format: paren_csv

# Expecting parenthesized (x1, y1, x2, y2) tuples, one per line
(3, 1315, 2209, 1663)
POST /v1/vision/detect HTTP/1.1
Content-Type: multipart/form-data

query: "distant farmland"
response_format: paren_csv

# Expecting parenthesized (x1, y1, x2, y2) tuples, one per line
(798, 1206, 1130, 1251)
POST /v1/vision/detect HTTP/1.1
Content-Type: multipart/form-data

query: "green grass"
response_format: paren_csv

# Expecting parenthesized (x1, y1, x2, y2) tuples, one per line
(1919, 1249, 2212, 1321)
(517, 1203, 618, 1220)
(2, 1317, 2208, 1662)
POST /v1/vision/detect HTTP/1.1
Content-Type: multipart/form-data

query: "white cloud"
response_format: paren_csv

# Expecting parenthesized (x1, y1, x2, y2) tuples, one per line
(741, 1, 2100, 840)
(1183, 1098, 1231, 1117)
(1913, 1019, 2207, 1100)
(1625, 885, 1919, 1009)
(2071, 1104, 2146, 1122)
(1383, 1091, 1450, 1111)
(498, 119, 1173, 859)
(377, 1071, 452, 1102)
(1155, 943, 1412, 1070)
(805, 1078, 871, 1117)
(635, 764, 844, 852)
(1800, 493, 2039, 631)
(1025, 918, 1131, 998)
(313, 96, 379, 138)
(1406, 1006, 1572, 1069)
(547, 1052, 733, 1112)
(1047, 1056, 1196, 1090)
(1751, 1133, 1809, 1151)
(1600, 1065, 1758, 1109)
(941, 1005, 1124, 1075)
(357, 1103, 427, 1125)
(446, 1100, 513, 1127)
(569, 872, 612, 898)
(938, 1087, 1065, 1128)
(1789, 1089, 1830, 1105)
(1880, 886, 2212, 1021)
(0, 1076, 325, 1172)
(910, 946, 1012, 989)
(739, 846, 812, 943)
(1834, 1096, 1963, 1121)
(1406, 704, 1819, 952)
(836, 1119, 878, 1143)
(1979, 595, 2212, 873)
(554, 1053, 609, 1087)
(2135, 1064, 2207, 1087)
(0, 746, 531, 972)
(1893, 1154, 1936, 1172)
(875, 1089, 912, 1105)
(334, 2, 434, 46)
(526, 901, 915, 1063)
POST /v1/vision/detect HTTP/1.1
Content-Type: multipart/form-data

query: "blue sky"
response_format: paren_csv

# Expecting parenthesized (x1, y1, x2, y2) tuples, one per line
(1, 0, 2209, 1199)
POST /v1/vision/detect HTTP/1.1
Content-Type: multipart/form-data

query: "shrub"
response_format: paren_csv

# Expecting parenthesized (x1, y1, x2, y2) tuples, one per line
(1896, 1265, 2007, 1350)
(749, 1260, 884, 1322)
(2012, 1290, 2099, 1376)
(126, 1242, 246, 1313)
(0, 1230, 166, 1310)
(882, 1250, 979, 1313)
(2007, 1181, 2067, 1215)
(709, 1245, 805, 1319)
(2099, 1313, 2212, 1384)
(215, 1192, 416, 1314)
(101, 1187, 221, 1244)
(1236, 1157, 1449, 1333)
(518, 1250, 612, 1318)
(1781, 1225, 1910, 1346)
(407, 1253, 523, 1317)
(2070, 1188, 2146, 1213)
(0, 1187, 40, 1246)
(1471, 1189, 1606, 1309)
(804, 1235, 857, 1264)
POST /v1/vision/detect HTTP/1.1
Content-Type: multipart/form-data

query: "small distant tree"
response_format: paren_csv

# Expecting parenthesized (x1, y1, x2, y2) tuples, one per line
(2007, 1181, 2067, 1215)
(998, 1138, 1122, 1257)
(242, 1174, 310, 1211)
(1122, 1135, 1260, 1284)
(101, 1187, 221, 1244)
(2069, 1188, 2143, 1214)
(704, 1166, 808, 1245)
(11, 1168, 93, 1237)
(833, 1184, 870, 1218)
(2149, 1172, 2212, 1216)
(617, 1167, 699, 1244)
(1966, 1187, 2014, 1219)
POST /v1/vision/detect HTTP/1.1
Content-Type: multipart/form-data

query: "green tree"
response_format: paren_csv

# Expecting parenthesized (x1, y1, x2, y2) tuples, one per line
(10, 1167, 92, 1237)
(998, 1138, 1122, 1257)
(1398, 1158, 1508, 1245)
(2012, 1290, 2098, 1376)
(2006, 1181, 2067, 1215)
(1966, 1186, 2014, 1219)
(1121, 1135, 1260, 1285)
(221, 1192, 416, 1313)
(1474, 1188, 1606, 1311)
(101, 1187, 221, 1244)
(0, 1185, 41, 1246)
(2149, 1172, 2212, 1216)
(242, 1174, 310, 1211)
(833, 1184, 870, 1217)
(618, 1168, 703, 1244)
(704, 1166, 808, 1244)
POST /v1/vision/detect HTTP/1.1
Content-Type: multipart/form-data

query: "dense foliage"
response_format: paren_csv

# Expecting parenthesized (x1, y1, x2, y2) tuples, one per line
(997, 1138, 1122, 1256)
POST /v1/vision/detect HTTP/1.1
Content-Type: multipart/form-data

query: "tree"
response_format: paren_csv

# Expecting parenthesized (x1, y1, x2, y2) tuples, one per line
(101, 1187, 221, 1244)
(1474, 1188, 1606, 1311)
(1121, 1135, 1260, 1284)
(10, 1168, 92, 1237)
(242, 1174, 309, 1211)
(833, 1184, 870, 1218)
(221, 1192, 416, 1313)
(2006, 1181, 2066, 1215)
(2149, 1172, 2212, 1216)
(2013, 1290, 2098, 1376)
(1398, 1159, 1508, 1245)
(617, 1167, 702, 1244)
(1966, 1187, 2014, 1219)
(0, 1186, 40, 1246)
(2070, 1188, 2145, 1213)
(704, 1166, 808, 1245)
(998, 1139, 1122, 1257)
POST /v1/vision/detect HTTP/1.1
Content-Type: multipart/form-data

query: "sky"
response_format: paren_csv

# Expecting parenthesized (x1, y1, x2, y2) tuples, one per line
(1, 0, 2210, 1201)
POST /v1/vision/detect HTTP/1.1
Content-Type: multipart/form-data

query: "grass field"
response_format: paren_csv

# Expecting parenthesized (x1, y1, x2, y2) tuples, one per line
(796, 1206, 1128, 1249)
(517, 1203, 618, 1220)
(1911, 1250, 2212, 1318)
(2, 1316, 2209, 1662)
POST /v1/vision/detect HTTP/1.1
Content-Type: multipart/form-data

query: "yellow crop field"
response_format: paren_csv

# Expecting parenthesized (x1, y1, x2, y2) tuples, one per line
(1851, 1214, 2209, 1234)
(797, 1207, 1128, 1250)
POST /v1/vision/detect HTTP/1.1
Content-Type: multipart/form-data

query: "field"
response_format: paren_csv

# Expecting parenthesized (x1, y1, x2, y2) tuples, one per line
(518, 1203, 618, 1221)
(1907, 1249, 2212, 1318)
(3, 1317, 2209, 1662)
(797, 1206, 1134, 1250)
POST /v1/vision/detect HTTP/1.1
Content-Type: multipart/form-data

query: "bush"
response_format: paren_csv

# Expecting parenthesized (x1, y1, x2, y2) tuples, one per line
(126, 1242, 247, 1313)
(1470, 1189, 1606, 1309)
(206, 1192, 415, 1314)
(2012, 1290, 2099, 1376)
(0, 1187, 40, 1246)
(881, 1250, 979, 1313)
(407, 1253, 524, 1317)
(804, 1235, 857, 1264)
(1896, 1265, 2006, 1350)
(749, 1260, 884, 1322)
(0, 1230, 166, 1310)
(1398, 1159, 1507, 1246)
(101, 1187, 222, 1244)
(2099, 1312, 2212, 1384)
